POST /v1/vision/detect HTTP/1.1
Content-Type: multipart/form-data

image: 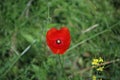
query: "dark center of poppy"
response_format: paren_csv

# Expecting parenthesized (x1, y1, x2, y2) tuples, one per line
(56, 39, 61, 44)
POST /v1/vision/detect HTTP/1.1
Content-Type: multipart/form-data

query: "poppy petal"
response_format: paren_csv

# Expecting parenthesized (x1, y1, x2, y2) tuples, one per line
(46, 27, 71, 54)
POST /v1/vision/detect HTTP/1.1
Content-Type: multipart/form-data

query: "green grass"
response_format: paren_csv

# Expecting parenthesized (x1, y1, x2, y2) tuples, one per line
(0, 0, 120, 80)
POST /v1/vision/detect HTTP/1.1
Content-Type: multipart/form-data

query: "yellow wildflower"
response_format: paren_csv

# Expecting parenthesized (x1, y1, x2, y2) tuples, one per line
(97, 66, 104, 71)
(92, 75, 96, 80)
(92, 59, 99, 65)
(92, 57, 104, 66)
(99, 57, 104, 63)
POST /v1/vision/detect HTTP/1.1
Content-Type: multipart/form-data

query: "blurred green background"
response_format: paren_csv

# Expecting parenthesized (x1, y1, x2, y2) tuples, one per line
(0, 0, 120, 80)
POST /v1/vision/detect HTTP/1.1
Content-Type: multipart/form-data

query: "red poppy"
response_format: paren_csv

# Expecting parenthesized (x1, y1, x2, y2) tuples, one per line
(46, 27, 71, 54)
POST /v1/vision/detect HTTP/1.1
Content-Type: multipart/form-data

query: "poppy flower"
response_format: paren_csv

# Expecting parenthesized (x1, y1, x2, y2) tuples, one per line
(46, 27, 71, 54)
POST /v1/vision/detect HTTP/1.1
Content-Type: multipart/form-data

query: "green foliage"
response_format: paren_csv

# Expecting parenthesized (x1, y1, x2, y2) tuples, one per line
(0, 0, 120, 80)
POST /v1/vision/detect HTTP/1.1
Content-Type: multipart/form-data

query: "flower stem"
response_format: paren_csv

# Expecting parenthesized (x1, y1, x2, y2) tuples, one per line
(58, 55, 67, 80)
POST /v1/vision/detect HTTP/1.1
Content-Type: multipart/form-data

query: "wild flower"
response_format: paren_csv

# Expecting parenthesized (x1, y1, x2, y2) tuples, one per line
(46, 27, 71, 54)
(97, 66, 104, 71)
(92, 57, 104, 80)
(92, 75, 96, 80)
